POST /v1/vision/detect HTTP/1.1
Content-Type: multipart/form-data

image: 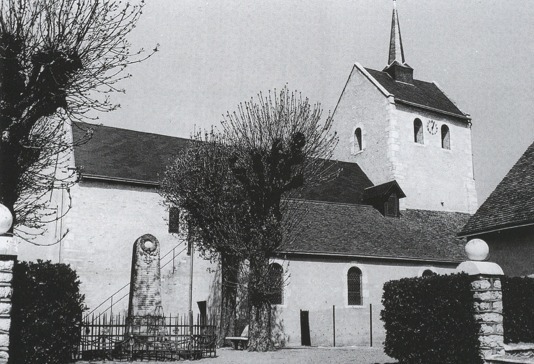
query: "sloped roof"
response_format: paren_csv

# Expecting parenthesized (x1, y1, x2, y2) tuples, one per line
(299, 160, 373, 204)
(365, 68, 469, 120)
(362, 180, 406, 201)
(71, 122, 374, 204)
(72, 122, 189, 184)
(460, 141, 534, 236)
(281, 201, 470, 262)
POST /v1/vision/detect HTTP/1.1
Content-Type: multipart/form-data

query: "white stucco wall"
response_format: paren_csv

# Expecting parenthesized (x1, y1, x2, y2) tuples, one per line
(17, 180, 217, 317)
(393, 105, 478, 213)
(330, 64, 477, 213)
(272, 257, 457, 347)
(331, 65, 394, 183)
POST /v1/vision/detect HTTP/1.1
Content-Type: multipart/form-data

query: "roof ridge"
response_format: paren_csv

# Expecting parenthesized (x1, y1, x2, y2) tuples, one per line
(74, 121, 191, 142)
(291, 198, 373, 208)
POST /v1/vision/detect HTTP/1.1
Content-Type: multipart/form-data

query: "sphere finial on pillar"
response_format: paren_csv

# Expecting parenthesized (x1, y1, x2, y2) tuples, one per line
(0, 204, 13, 235)
(457, 238, 503, 276)
(465, 238, 489, 261)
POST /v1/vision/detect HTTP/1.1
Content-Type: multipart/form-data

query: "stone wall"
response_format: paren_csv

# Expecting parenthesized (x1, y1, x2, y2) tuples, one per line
(471, 276, 505, 359)
(0, 257, 14, 363)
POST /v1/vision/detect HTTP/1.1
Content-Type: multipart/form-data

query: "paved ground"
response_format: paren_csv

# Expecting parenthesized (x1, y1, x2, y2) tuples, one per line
(77, 346, 397, 364)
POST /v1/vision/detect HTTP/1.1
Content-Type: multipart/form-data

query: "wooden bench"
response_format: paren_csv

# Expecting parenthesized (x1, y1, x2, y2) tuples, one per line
(225, 325, 249, 350)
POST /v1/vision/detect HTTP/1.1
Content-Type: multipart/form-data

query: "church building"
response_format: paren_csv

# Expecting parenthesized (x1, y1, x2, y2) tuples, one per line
(17, 2, 478, 348)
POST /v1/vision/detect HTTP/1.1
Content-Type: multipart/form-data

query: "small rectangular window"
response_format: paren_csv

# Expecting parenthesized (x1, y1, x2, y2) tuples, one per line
(168, 207, 180, 234)
(384, 193, 399, 217)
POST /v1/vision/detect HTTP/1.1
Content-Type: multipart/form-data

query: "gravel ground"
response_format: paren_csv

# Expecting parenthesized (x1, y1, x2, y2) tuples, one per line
(77, 346, 397, 364)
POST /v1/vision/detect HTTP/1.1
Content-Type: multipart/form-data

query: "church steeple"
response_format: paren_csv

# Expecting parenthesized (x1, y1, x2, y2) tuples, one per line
(388, 0, 405, 65)
(384, 0, 414, 84)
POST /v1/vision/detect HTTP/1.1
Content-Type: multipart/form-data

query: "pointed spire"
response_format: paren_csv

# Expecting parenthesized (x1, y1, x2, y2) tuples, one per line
(388, 0, 405, 65)
(384, 0, 414, 84)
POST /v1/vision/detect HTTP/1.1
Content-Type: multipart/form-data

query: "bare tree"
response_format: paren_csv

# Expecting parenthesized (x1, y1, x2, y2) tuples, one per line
(163, 87, 338, 351)
(0, 0, 156, 242)
(161, 130, 251, 343)
(221, 87, 338, 351)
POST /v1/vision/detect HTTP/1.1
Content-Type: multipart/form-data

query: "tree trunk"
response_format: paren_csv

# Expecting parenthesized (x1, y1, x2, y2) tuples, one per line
(247, 255, 274, 351)
(218, 253, 239, 346)
(248, 300, 273, 351)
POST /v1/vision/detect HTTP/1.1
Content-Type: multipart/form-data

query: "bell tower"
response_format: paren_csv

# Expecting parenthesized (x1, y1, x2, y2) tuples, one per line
(330, 0, 478, 214)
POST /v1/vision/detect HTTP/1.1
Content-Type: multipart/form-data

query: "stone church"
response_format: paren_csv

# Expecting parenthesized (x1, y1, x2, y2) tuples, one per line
(18, 3, 478, 347)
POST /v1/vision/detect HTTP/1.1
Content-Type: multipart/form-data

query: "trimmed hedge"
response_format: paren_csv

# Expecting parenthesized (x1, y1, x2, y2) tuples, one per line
(381, 273, 483, 364)
(502, 276, 534, 343)
(9, 260, 85, 364)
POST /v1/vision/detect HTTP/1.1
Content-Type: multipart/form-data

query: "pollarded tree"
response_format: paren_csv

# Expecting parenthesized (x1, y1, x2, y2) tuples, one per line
(0, 0, 156, 242)
(160, 131, 252, 343)
(162, 87, 338, 351)
(221, 86, 338, 351)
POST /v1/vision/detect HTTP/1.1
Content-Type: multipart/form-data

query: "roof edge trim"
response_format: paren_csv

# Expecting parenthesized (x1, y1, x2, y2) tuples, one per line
(395, 98, 471, 121)
(81, 174, 159, 187)
(459, 221, 534, 238)
(354, 62, 392, 98)
(274, 250, 462, 265)
(432, 81, 470, 118)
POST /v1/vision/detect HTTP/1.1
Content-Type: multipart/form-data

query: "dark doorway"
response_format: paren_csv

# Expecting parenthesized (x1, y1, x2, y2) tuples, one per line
(197, 301, 207, 325)
(300, 310, 311, 346)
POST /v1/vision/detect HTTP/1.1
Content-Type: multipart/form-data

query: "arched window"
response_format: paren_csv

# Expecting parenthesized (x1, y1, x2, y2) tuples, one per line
(347, 267, 362, 306)
(414, 119, 424, 144)
(441, 125, 450, 149)
(354, 127, 363, 152)
(268, 263, 283, 305)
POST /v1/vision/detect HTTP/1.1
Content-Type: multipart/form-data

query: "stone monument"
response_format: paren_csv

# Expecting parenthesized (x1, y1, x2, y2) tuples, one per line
(125, 234, 165, 339)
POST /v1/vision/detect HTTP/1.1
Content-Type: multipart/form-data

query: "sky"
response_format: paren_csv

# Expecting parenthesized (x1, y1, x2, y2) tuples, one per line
(97, 0, 534, 205)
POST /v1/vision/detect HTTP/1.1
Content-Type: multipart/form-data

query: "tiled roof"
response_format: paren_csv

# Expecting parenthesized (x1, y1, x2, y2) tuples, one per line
(362, 180, 405, 201)
(281, 201, 470, 262)
(72, 122, 189, 184)
(71, 122, 374, 205)
(365, 68, 468, 120)
(460, 141, 534, 236)
(299, 160, 373, 204)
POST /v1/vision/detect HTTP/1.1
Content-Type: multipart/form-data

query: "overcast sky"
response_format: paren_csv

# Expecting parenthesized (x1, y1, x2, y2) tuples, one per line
(97, 0, 534, 205)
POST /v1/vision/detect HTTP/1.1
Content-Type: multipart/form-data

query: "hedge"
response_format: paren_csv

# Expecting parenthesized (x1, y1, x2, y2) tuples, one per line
(381, 273, 483, 364)
(9, 260, 85, 364)
(502, 276, 534, 343)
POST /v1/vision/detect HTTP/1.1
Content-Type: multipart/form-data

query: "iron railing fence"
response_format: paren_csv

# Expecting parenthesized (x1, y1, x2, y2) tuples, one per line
(75, 312, 217, 361)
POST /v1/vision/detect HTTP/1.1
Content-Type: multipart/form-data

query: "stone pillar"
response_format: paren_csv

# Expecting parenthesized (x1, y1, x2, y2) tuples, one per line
(0, 257, 14, 363)
(470, 275, 505, 359)
(457, 238, 505, 361)
(0, 204, 17, 363)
